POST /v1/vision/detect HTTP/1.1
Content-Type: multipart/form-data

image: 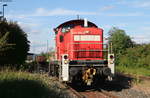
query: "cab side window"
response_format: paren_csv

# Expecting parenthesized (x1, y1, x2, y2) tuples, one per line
(59, 35, 64, 42)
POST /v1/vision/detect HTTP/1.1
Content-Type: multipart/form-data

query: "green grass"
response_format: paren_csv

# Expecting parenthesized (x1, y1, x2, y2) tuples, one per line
(116, 65, 150, 77)
(0, 69, 69, 98)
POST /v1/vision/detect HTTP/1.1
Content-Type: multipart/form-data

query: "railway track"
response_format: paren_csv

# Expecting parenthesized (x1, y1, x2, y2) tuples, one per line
(79, 90, 118, 98)
(50, 77, 117, 98)
(66, 84, 118, 98)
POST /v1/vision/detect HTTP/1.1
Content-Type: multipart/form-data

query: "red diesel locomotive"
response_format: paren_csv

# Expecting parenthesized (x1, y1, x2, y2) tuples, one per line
(50, 19, 115, 86)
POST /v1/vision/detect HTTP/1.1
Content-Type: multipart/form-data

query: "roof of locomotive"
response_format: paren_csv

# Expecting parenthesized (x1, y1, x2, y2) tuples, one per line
(56, 19, 98, 29)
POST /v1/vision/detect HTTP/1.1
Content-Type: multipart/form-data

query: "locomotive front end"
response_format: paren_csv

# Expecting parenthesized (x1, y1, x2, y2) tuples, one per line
(51, 19, 115, 86)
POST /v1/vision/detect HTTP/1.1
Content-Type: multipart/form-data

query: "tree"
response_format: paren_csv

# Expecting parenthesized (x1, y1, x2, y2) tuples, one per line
(0, 32, 15, 56)
(108, 27, 133, 55)
(108, 27, 134, 65)
(0, 20, 30, 65)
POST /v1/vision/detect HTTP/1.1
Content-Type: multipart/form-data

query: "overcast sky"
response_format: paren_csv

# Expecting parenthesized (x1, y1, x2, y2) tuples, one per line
(1, 0, 150, 53)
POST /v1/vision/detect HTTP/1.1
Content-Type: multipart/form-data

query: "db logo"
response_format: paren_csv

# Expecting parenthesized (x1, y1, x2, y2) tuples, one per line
(83, 31, 90, 34)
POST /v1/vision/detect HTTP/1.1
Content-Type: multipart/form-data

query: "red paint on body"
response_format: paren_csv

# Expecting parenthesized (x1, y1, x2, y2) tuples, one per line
(54, 20, 104, 61)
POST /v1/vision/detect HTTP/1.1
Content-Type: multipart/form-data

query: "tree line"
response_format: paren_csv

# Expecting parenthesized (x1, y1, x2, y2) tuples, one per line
(108, 27, 150, 69)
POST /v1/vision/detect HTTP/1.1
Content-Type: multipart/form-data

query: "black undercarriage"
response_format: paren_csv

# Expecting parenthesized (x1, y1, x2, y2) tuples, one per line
(49, 60, 112, 86)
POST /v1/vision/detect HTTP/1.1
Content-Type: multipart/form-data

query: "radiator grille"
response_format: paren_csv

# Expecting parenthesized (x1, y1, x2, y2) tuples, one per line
(73, 44, 103, 59)
(74, 49, 102, 58)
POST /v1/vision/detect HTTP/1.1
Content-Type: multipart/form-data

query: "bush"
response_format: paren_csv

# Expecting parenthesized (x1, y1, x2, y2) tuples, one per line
(119, 44, 150, 68)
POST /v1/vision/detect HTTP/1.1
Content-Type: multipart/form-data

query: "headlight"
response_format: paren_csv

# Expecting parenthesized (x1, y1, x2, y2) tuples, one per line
(64, 60, 68, 64)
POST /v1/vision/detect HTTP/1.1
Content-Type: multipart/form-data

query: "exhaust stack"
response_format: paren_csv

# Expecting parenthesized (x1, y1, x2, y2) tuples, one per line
(84, 18, 88, 27)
